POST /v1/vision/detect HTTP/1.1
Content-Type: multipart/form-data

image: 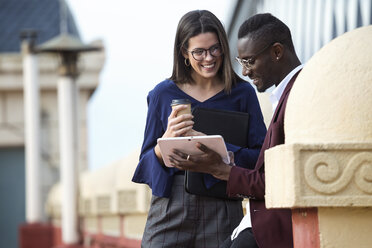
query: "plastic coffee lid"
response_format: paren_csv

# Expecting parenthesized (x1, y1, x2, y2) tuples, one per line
(170, 99, 191, 106)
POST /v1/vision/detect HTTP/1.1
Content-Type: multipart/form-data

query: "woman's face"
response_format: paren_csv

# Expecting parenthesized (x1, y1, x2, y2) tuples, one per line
(184, 32, 223, 81)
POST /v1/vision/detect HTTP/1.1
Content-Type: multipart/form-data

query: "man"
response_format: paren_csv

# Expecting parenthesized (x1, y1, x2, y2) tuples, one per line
(169, 13, 303, 248)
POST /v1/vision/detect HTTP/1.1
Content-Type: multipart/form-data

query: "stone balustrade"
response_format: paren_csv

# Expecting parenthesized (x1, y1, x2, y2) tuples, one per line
(46, 149, 150, 247)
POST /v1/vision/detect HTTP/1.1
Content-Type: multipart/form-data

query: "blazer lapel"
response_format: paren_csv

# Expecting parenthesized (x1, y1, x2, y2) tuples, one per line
(271, 72, 299, 124)
(255, 70, 301, 170)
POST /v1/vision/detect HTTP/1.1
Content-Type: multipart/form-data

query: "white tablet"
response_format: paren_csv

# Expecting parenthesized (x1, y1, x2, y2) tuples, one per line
(157, 135, 230, 167)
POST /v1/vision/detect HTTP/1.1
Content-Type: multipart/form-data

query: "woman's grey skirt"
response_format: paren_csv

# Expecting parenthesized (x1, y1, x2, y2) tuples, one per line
(141, 175, 243, 248)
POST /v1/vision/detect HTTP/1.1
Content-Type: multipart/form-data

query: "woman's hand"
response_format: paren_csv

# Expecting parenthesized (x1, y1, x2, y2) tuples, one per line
(163, 104, 194, 138)
(154, 104, 194, 163)
(185, 129, 205, 137)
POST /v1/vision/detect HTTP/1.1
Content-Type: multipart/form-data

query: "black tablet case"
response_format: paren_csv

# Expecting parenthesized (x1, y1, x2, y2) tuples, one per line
(184, 107, 249, 200)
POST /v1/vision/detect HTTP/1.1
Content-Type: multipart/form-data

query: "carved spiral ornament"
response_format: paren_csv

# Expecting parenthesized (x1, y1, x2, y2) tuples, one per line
(304, 152, 372, 195)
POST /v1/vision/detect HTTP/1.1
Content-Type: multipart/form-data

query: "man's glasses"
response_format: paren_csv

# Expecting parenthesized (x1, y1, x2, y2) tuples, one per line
(187, 43, 223, 61)
(235, 42, 277, 70)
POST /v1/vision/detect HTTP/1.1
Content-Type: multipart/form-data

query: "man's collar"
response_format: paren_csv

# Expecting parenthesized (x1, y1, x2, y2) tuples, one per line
(270, 64, 304, 111)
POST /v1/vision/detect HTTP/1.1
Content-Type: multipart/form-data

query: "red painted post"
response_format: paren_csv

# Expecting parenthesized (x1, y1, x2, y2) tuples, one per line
(292, 208, 320, 248)
(19, 223, 54, 248)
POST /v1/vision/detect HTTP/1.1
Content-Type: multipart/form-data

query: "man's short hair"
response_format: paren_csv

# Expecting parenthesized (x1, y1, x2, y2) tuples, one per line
(238, 13, 295, 53)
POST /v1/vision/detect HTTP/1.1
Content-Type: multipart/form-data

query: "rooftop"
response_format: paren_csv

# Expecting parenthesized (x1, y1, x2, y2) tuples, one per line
(0, 0, 80, 53)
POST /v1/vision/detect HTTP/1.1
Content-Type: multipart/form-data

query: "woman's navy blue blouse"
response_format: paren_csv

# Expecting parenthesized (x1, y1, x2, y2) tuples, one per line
(132, 79, 267, 197)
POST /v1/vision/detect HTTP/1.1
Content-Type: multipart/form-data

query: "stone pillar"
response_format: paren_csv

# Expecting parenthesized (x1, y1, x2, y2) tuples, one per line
(36, 33, 101, 248)
(22, 35, 42, 224)
(58, 75, 79, 245)
(265, 26, 372, 248)
(20, 31, 54, 248)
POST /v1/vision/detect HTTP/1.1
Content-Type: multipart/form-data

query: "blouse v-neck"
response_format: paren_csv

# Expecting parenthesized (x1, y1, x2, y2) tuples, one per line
(170, 80, 225, 103)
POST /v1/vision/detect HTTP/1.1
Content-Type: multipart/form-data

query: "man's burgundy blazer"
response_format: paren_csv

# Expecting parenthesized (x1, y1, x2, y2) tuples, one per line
(227, 71, 301, 248)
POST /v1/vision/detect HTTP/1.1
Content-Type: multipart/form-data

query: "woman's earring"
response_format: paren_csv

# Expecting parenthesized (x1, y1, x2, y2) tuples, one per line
(184, 58, 190, 66)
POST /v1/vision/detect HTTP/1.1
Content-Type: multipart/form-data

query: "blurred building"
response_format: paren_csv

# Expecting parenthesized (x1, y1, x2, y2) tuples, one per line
(0, 0, 104, 247)
(226, 0, 372, 126)
(1, 0, 371, 248)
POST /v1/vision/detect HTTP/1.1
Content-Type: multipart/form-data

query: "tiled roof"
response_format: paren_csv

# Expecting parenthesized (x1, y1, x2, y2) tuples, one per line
(0, 0, 80, 53)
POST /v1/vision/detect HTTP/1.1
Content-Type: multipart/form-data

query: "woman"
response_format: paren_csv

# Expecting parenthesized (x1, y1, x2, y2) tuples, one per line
(132, 10, 266, 248)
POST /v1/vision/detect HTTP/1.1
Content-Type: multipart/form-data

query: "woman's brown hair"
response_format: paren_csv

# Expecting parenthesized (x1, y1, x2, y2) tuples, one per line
(169, 10, 242, 93)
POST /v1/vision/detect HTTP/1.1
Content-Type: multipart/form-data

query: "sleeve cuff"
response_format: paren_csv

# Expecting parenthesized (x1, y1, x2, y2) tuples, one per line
(226, 143, 240, 153)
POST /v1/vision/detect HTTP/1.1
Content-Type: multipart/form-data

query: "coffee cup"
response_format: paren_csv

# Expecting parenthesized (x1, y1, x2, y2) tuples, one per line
(171, 99, 192, 117)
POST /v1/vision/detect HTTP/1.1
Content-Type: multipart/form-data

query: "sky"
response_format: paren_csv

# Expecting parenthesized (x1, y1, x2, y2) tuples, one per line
(65, 0, 233, 170)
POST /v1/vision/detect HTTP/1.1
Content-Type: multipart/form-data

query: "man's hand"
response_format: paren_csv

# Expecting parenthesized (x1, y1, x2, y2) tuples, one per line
(169, 142, 232, 181)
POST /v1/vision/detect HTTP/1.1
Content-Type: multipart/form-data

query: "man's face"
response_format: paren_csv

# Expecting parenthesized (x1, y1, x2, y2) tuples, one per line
(237, 37, 276, 92)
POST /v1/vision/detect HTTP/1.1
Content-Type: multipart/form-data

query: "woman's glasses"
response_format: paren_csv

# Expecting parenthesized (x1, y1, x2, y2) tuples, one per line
(187, 43, 222, 61)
